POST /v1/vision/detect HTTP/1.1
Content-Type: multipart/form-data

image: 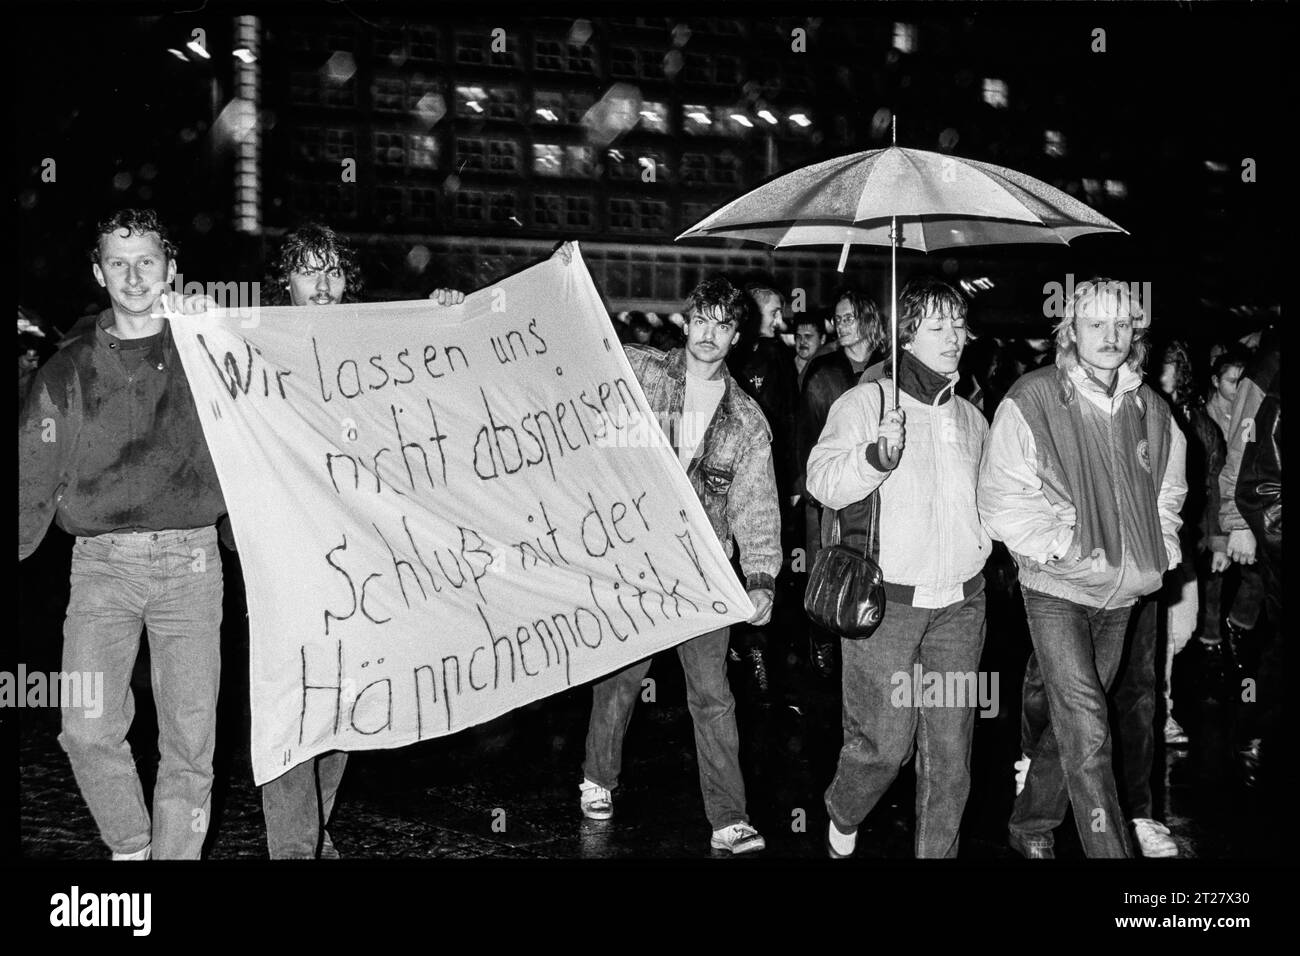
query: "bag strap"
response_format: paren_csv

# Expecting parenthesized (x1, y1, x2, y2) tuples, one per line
(836, 380, 886, 559)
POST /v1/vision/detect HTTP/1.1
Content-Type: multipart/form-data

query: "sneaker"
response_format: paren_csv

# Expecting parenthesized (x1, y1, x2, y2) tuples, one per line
(747, 648, 770, 699)
(1132, 818, 1178, 858)
(1163, 714, 1189, 747)
(827, 821, 857, 859)
(809, 636, 835, 679)
(710, 822, 766, 855)
(579, 778, 613, 821)
(111, 844, 151, 861)
(1014, 754, 1031, 796)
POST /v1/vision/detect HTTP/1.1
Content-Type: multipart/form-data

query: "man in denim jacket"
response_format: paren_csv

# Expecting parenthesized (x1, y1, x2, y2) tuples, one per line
(577, 268, 781, 855)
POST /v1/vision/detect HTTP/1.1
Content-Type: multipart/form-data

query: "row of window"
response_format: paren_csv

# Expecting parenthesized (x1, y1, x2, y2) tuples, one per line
(288, 183, 715, 234)
(295, 125, 750, 186)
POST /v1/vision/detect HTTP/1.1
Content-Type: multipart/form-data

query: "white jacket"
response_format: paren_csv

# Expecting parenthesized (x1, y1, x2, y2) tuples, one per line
(807, 375, 990, 607)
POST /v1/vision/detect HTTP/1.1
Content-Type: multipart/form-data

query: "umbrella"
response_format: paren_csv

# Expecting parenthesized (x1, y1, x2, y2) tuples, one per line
(676, 122, 1127, 464)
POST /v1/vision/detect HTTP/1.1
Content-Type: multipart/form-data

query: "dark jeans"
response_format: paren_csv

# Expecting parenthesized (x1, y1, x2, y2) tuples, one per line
(825, 591, 987, 858)
(1110, 597, 1157, 821)
(583, 626, 748, 831)
(1237, 548, 1282, 744)
(261, 750, 349, 859)
(1011, 588, 1133, 858)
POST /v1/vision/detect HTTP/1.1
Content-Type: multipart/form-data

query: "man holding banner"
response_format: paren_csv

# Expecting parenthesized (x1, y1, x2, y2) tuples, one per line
(254, 222, 462, 860)
(576, 261, 781, 855)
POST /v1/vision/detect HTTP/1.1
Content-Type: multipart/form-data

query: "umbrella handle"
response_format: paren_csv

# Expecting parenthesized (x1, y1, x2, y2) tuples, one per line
(876, 435, 902, 471)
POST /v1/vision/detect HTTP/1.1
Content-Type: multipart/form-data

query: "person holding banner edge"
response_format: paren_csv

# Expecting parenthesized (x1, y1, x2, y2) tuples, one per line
(252, 222, 464, 860)
(556, 242, 781, 855)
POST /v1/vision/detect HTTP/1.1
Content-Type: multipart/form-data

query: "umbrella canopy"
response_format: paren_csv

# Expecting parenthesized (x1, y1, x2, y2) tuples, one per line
(676, 146, 1127, 251)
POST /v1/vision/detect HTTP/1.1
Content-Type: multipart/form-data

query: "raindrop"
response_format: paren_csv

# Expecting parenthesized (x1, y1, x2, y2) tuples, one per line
(870, 108, 893, 140)
(938, 128, 960, 150)
(406, 245, 431, 272)
(662, 49, 683, 80)
(443, 174, 461, 194)
(193, 213, 213, 234)
(414, 92, 447, 126)
(112, 172, 132, 191)
(671, 23, 691, 47)
(323, 51, 357, 84)
(19, 190, 37, 210)
(942, 258, 959, 275)
(138, 163, 159, 182)
(179, 127, 198, 143)
(568, 19, 593, 46)
(137, 186, 153, 201)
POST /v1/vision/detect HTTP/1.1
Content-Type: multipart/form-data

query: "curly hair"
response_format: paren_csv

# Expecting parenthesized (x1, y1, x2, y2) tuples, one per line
(1053, 277, 1150, 373)
(830, 287, 885, 355)
(1156, 339, 1196, 407)
(685, 275, 749, 332)
(88, 208, 178, 264)
(265, 223, 364, 305)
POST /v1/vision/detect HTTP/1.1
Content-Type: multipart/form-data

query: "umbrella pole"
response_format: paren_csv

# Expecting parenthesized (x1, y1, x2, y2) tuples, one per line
(891, 214, 898, 409)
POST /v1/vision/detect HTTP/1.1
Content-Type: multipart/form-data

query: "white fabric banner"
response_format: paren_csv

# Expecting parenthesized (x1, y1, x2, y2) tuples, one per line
(171, 248, 753, 785)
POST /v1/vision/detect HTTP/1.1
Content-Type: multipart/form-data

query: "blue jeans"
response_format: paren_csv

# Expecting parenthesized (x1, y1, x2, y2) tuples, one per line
(58, 528, 223, 859)
(1011, 588, 1133, 858)
(261, 751, 348, 859)
(825, 591, 987, 858)
(583, 626, 748, 831)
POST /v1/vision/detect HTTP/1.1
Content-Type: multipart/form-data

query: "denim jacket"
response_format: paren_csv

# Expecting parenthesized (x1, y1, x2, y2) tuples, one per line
(624, 345, 781, 595)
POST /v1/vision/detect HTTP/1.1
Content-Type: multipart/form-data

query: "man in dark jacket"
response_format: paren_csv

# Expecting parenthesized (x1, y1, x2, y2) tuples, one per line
(19, 209, 226, 860)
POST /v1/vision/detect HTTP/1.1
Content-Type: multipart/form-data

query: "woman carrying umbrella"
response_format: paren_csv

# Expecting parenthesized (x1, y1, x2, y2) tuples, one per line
(806, 277, 991, 858)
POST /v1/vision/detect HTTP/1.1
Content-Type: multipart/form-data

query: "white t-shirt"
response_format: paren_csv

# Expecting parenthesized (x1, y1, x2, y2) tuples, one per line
(678, 370, 725, 468)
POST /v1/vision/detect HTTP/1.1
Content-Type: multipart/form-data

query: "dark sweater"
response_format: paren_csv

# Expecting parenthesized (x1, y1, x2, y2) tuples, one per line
(19, 309, 226, 559)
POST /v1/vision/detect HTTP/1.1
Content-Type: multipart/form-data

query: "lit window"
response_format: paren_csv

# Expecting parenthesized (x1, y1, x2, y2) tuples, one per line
(534, 193, 562, 226)
(535, 39, 565, 71)
(1044, 129, 1066, 158)
(982, 78, 1008, 109)
(533, 90, 563, 124)
(566, 145, 595, 177)
(456, 33, 485, 65)
(488, 139, 519, 173)
(1081, 178, 1101, 197)
(714, 153, 741, 186)
(490, 38, 517, 68)
(638, 101, 669, 134)
(322, 78, 356, 109)
(456, 137, 486, 171)
(455, 85, 488, 117)
(893, 22, 917, 53)
(683, 104, 712, 135)
(372, 77, 405, 113)
(713, 107, 745, 136)
(409, 134, 439, 169)
(565, 195, 592, 229)
(455, 190, 485, 221)
(1104, 179, 1127, 199)
(533, 143, 563, 176)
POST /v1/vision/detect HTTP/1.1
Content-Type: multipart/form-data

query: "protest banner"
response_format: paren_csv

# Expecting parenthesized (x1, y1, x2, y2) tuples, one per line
(170, 247, 755, 785)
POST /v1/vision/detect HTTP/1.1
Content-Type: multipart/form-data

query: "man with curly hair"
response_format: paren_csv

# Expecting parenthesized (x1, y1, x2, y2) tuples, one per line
(979, 278, 1186, 858)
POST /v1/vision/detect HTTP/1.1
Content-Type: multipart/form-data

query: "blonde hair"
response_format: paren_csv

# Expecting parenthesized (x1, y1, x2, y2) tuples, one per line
(1053, 277, 1150, 372)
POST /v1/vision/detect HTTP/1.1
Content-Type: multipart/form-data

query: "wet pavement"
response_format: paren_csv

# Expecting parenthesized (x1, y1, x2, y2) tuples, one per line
(13, 534, 1280, 861)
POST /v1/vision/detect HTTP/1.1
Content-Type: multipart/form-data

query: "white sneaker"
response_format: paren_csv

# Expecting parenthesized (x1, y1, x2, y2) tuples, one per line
(579, 778, 613, 820)
(1163, 715, 1189, 746)
(1014, 754, 1031, 796)
(710, 822, 766, 854)
(111, 844, 151, 861)
(827, 821, 857, 859)
(1132, 818, 1179, 858)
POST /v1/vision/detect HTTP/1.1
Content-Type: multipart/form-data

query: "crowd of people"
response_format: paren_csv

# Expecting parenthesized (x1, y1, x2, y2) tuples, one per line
(17, 208, 1282, 860)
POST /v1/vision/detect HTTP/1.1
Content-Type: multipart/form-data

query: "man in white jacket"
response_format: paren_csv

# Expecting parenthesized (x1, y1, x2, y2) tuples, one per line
(807, 278, 990, 859)
(979, 278, 1186, 858)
